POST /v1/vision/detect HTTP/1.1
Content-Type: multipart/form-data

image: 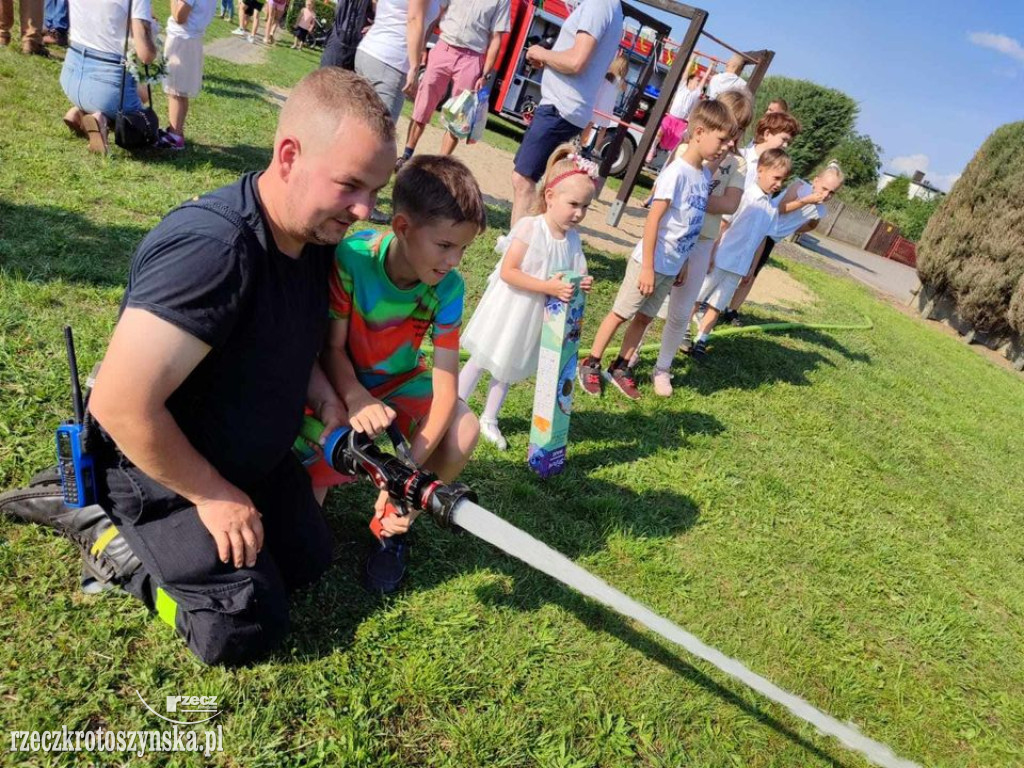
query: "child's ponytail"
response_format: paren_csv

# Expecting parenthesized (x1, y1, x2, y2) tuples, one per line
(535, 143, 599, 213)
(822, 159, 845, 185)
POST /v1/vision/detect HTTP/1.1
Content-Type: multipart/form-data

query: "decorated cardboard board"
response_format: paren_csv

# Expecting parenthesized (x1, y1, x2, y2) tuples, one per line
(528, 272, 586, 478)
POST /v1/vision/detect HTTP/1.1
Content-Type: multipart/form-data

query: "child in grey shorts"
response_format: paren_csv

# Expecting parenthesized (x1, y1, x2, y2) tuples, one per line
(577, 100, 734, 399)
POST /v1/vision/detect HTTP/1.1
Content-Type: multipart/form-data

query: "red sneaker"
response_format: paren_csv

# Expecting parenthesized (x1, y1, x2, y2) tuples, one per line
(605, 366, 641, 400)
(577, 358, 603, 396)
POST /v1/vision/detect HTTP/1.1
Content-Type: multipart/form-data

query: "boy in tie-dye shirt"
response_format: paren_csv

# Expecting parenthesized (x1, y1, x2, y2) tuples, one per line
(310, 156, 488, 593)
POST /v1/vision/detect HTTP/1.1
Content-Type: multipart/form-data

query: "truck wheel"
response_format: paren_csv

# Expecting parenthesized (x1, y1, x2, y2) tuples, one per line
(598, 135, 636, 178)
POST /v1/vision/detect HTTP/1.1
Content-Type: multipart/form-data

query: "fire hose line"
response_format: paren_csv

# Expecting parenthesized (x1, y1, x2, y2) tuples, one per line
(605, 315, 876, 357)
(423, 316, 874, 362)
(303, 390, 919, 768)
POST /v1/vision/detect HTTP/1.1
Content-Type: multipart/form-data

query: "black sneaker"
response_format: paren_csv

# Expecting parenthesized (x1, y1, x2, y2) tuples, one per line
(0, 471, 142, 589)
(690, 338, 709, 360)
(679, 329, 693, 353)
(577, 357, 603, 396)
(369, 207, 391, 225)
(363, 534, 410, 594)
(720, 309, 738, 324)
(605, 366, 641, 400)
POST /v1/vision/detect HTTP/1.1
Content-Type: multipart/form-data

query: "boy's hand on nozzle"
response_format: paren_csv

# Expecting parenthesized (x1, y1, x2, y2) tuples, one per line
(638, 266, 655, 296)
(347, 394, 396, 438)
(373, 490, 421, 537)
(317, 401, 348, 444)
(674, 262, 689, 286)
(580, 275, 594, 293)
(546, 273, 575, 302)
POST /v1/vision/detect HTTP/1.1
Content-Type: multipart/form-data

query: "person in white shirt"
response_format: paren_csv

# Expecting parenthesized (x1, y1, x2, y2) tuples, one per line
(510, 0, 624, 225)
(355, 0, 443, 222)
(690, 147, 791, 357)
(577, 100, 734, 399)
(724, 162, 844, 318)
(580, 51, 628, 154)
(356, 0, 443, 123)
(707, 53, 747, 99)
(644, 55, 711, 164)
(161, 0, 216, 150)
(58, 0, 159, 153)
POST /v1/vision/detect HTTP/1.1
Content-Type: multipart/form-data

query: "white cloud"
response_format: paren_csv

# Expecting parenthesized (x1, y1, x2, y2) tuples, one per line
(889, 154, 930, 176)
(886, 155, 961, 192)
(968, 31, 1024, 63)
(928, 173, 962, 193)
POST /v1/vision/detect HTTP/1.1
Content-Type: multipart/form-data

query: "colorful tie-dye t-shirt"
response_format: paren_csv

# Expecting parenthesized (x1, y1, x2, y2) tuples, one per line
(328, 230, 464, 397)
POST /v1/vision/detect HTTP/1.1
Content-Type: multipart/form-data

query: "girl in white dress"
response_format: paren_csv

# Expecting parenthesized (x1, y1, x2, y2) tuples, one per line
(460, 145, 598, 449)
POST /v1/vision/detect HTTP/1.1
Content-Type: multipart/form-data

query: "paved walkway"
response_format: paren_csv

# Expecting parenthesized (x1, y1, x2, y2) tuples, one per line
(205, 36, 268, 65)
(796, 233, 921, 304)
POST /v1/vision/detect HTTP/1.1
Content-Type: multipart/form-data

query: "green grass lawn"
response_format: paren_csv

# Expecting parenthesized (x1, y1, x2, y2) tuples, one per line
(2, 10, 1024, 767)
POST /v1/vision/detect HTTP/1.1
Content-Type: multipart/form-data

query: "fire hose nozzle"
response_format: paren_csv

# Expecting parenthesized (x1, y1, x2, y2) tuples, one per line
(301, 416, 476, 530)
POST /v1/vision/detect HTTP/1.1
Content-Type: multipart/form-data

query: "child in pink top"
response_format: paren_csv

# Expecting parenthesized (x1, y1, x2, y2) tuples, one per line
(291, 0, 316, 49)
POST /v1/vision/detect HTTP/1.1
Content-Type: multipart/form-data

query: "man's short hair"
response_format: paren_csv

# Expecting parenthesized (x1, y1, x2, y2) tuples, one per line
(393, 155, 487, 231)
(688, 99, 738, 137)
(755, 112, 801, 141)
(768, 97, 789, 112)
(277, 67, 395, 143)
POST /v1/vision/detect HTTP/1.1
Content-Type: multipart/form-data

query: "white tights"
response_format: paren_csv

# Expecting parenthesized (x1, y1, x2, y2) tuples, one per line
(459, 358, 510, 423)
(656, 238, 715, 370)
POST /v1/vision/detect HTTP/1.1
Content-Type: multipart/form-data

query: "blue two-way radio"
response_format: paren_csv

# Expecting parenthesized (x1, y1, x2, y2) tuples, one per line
(55, 326, 96, 508)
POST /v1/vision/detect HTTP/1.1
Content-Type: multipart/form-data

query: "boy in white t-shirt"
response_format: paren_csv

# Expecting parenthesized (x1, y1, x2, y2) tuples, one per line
(161, 0, 216, 150)
(707, 53, 746, 99)
(577, 100, 735, 399)
(724, 162, 844, 319)
(737, 110, 800, 191)
(690, 148, 791, 358)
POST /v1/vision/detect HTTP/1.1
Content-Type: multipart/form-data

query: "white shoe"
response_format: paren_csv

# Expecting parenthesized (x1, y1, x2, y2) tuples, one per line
(479, 419, 508, 451)
(652, 367, 673, 397)
(247, 34, 255, 43)
(231, 27, 247, 36)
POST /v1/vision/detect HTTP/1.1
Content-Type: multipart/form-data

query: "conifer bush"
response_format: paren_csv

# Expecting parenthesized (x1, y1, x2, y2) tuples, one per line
(917, 121, 1024, 336)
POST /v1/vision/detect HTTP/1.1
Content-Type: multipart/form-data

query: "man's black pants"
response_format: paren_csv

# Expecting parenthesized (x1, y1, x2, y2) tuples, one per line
(100, 449, 334, 665)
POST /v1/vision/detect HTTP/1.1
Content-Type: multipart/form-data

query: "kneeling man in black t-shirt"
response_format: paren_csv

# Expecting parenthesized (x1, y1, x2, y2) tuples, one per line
(85, 68, 397, 665)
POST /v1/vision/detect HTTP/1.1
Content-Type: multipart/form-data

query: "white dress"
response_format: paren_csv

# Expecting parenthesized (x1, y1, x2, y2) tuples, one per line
(462, 215, 587, 384)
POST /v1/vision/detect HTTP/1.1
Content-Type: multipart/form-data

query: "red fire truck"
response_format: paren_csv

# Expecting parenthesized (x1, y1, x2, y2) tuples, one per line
(488, 0, 681, 176)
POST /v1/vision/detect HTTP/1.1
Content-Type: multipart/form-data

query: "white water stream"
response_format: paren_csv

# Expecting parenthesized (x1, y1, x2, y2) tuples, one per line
(451, 500, 920, 768)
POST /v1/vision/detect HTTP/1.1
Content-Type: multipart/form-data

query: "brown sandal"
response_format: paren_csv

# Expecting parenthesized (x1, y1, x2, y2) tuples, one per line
(80, 112, 108, 155)
(63, 107, 87, 138)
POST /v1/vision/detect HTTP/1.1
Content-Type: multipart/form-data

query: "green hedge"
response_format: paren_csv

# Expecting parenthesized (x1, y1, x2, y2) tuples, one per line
(752, 76, 858, 179)
(917, 121, 1024, 336)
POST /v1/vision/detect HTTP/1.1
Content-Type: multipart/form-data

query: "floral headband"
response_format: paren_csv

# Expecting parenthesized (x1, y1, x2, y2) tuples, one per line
(546, 153, 601, 189)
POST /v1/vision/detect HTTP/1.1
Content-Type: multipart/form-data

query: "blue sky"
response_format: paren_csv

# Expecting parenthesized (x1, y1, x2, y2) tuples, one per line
(642, 0, 1023, 190)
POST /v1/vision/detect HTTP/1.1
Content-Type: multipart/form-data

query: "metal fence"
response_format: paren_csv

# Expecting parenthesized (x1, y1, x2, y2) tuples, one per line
(886, 237, 917, 268)
(818, 198, 880, 249)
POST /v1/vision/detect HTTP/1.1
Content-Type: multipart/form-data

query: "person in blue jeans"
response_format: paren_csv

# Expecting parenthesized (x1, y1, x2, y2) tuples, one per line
(508, 0, 623, 226)
(43, 0, 68, 47)
(59, 0, 160, 153)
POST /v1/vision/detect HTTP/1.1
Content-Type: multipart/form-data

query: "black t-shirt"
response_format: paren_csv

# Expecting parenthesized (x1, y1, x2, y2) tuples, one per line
(321, 0, 374, 68)
(120, 172, 332, 491)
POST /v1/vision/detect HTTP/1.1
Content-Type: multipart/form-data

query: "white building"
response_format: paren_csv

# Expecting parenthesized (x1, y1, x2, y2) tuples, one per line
(876, 170, 945, 202)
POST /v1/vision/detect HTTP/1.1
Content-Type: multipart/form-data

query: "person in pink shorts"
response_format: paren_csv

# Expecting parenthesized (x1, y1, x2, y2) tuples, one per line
(398, 0, 510, 165)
